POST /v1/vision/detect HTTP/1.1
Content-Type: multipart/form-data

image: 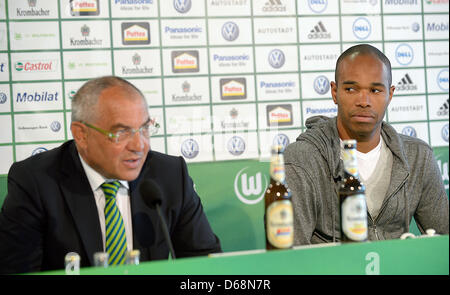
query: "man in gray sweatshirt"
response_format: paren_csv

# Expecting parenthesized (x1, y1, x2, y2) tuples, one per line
(284, 44, 449, 245)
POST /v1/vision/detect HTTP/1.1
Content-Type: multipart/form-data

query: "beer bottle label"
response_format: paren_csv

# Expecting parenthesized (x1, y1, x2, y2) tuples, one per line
(266, 200, 294, 248)
(341, 194, 368, 241)
(270, 154, 285, 183)
(342, 148, 358, 176)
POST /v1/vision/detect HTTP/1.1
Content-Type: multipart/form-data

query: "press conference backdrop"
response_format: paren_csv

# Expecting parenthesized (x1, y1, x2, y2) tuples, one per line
(0, 0, 448, 252)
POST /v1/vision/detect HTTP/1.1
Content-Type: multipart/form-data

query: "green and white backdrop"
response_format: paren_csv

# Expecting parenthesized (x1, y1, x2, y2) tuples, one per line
(0, 0, 448, 252)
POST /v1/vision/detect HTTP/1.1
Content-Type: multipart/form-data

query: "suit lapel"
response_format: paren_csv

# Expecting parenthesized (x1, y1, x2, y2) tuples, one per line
(60, 142, 103, 266)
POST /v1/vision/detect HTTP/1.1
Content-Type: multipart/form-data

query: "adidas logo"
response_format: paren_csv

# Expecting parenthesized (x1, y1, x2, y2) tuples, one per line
(437, 97, 449, 117)
(263, 0, 286, 12)
(308, 21, 331, 39)
(396, 73, 417, 91)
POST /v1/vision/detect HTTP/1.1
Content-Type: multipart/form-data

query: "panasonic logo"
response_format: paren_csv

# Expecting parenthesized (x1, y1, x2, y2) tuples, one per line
(260, 81, 295, 88)
(164, 26, 203, 33)
(306, 107, 337, 114)
(213, 54, 249, 62)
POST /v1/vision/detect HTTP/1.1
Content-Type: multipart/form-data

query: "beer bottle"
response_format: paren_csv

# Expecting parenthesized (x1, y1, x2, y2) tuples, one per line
(339, 139, 368, 243)
(265, 145, 294, 250)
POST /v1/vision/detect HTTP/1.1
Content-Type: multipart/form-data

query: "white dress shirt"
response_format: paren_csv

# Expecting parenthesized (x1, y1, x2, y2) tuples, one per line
(78, 154, 133, 252)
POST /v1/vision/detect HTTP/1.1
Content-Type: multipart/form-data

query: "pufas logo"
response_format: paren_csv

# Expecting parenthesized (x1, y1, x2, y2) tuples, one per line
(220, 78, 246, 100)
(70, 0, 100, 16)
(171, 50, 199, 73)
(234, 167, 268, 205)
(122, 22, 150, 45)
(15, 60, 57, 72)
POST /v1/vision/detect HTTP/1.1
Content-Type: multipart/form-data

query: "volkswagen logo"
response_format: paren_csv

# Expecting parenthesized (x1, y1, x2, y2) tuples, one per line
(401, 126, 417, 138)
(181, 138, 199, 159)
(174, 0, 191, 14)
(227, 136, 246, 156)
(50, 121, 61, 132)
(442, 123, 449, 143)
(0, 92, 7, 104)
(313, 75, 330, 95)
(273, 133, 290, 152)
(268, 49, 285, 69)
(222, 22, 239, 42)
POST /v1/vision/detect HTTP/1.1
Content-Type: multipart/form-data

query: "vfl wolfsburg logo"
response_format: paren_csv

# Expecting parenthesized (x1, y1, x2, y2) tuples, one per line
(234, 167, 268, 205)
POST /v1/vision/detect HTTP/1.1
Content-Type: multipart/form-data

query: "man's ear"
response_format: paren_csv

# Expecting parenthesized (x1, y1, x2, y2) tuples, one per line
(331, 81, 338, 104)
(71, 122, 87, 149)
(388, 85, 395, 104)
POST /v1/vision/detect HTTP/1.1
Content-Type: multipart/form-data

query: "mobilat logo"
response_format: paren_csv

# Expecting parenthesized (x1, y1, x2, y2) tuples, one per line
(15, 60, 57, 72)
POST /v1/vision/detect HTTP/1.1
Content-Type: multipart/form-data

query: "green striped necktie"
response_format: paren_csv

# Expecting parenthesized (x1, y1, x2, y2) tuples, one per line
(101, 181, 127, 266)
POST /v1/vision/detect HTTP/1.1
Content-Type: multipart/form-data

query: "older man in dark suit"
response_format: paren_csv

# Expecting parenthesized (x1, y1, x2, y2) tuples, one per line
(0, 76, 221, 274)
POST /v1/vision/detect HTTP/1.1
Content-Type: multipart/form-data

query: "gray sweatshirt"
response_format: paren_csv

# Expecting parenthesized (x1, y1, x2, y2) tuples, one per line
(284, 115, 449, 245)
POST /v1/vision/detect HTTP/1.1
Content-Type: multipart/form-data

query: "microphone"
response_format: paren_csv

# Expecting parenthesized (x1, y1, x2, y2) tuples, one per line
(139, 179, 176, 259)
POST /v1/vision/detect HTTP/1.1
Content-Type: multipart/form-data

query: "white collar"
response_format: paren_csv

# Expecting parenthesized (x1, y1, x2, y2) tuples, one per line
(78, 153, 129, 192)
(355, 136, 383, 160)
(339, 136, 383, 159)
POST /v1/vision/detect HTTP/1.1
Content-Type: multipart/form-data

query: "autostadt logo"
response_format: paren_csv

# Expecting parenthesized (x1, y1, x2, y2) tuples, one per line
(222, 22, 239, 42)
(181, 138, 199, 159)
(227, 136, 246, 156)
(273, 133, 290, 152)
(395, 43, 414, 66)
(174, 0, 191, 13)
(308, 0, 328, 13)
(442, 123, 449, 142)
(437, 68, 449, 91)
(352, 17, 371, 40)
(401, 126, 417, 138)
(268, 49, 285, 69)
(313, 75, 330, 95)
(234, 166, 268, 205)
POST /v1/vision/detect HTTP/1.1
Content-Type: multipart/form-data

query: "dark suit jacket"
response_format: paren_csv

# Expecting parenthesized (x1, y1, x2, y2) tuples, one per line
(0, 140, 221, 274)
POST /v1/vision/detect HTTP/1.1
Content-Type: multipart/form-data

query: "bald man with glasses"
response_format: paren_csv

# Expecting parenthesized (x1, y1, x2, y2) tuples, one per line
(0, 76, 221, 274)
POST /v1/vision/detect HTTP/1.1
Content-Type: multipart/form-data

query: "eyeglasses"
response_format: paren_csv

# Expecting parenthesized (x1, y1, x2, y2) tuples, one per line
(82, 119, 160, 143)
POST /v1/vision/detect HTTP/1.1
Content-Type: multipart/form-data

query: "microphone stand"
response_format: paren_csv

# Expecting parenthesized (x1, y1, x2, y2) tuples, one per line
(155, 203, 176, 259)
